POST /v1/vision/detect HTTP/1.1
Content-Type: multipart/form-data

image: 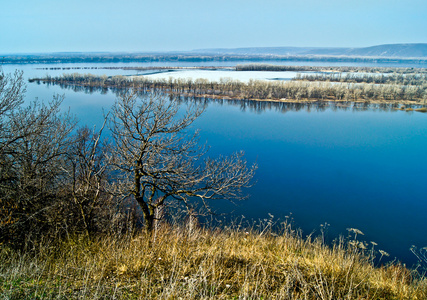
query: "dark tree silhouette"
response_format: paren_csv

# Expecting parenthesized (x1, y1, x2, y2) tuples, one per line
(109, 91, 256, 231)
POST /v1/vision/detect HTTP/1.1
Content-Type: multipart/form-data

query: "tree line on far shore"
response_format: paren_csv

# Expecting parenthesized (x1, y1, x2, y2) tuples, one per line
(30, 71, 427, 103)
(294, 72, 427, 86)
(235, 64, 427, 74)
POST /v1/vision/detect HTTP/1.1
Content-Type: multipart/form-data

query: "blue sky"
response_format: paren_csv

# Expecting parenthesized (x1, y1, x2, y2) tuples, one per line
(1, 0, 427, 54)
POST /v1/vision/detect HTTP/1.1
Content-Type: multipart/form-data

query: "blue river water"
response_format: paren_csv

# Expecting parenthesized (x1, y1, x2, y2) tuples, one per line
(2, 62, 427, 266)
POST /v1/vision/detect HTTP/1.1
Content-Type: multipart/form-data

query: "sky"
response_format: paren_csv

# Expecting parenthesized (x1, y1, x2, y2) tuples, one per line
(1, 0, 427, 54)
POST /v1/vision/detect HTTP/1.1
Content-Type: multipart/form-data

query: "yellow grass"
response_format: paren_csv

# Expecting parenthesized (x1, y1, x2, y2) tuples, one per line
(1, 223, 426, 299)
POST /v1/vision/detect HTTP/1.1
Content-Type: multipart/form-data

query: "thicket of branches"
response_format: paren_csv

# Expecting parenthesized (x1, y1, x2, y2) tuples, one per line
(1, 71, 255, 248)
(0, 72, 126, 248)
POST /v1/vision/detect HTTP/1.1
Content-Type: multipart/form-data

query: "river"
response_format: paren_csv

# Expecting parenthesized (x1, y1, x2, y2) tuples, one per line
(2, 61, 427, 266)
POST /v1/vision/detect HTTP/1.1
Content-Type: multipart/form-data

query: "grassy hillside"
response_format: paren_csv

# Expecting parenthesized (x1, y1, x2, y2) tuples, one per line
(1, 222, 426, 299)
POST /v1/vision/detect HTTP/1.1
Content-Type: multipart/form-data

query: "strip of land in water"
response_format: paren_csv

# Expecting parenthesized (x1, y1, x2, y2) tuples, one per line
(29, 65, 427, 110)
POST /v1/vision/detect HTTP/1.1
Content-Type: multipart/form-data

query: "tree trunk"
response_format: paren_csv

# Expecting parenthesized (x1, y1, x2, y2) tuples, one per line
(137, 197, 154, 232)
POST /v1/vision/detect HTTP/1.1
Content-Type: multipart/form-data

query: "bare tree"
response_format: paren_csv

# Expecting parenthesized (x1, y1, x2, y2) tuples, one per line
(64, 122, 112, 235)
(0, 69, 85, 245)
(109, 91, 256, 231)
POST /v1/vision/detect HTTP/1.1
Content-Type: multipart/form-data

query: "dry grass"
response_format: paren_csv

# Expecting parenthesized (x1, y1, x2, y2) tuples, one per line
(1, 221, 426, 299)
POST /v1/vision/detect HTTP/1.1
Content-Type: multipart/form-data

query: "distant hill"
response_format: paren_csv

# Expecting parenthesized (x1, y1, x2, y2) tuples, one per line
(2, 44, 427, 65)
(194, 44, 427, 58)
(192, 47, 350, 56)
(342, 44, 427, 58)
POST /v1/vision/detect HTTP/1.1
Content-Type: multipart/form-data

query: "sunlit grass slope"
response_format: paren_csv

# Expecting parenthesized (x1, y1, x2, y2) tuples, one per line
(1, 222, 426, 299)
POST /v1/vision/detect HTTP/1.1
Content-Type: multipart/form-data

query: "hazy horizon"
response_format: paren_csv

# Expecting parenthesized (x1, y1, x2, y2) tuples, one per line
(2, 0, 426, 54)
(2, 43, 427, 57)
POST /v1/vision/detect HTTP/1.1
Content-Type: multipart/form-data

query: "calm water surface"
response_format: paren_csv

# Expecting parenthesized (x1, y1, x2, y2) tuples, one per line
(3, 63, 427, 266)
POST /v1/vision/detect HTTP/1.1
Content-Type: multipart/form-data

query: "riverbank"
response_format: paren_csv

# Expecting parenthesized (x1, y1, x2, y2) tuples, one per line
(1, 223, 426, 299)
